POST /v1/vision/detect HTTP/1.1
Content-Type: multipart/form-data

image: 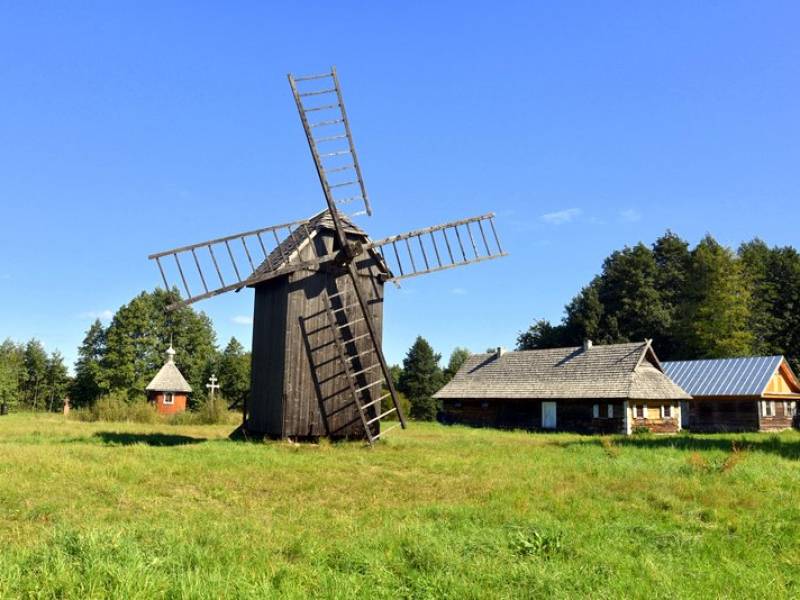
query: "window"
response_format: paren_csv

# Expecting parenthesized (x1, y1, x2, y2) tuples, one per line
(164, 392, 175, 405)
(661, 404, 672, 419)
(607, 404, 614, 419)
(480, 401, 489, 409)
(635, 404, 646, 419)
(453, 401, 462, 408)
(762, 401, 774, 417)
(592, 404, 599, 418)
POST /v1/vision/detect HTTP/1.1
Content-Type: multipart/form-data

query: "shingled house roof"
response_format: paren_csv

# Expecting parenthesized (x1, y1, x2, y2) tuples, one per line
(250, 209, 378, 281)
(434, 341, 690, 400)
(145, 346, 192, 393)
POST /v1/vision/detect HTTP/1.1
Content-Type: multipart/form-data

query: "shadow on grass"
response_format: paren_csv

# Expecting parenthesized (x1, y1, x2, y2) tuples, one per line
(560, 433, 800, 461)
(93, 432, 206, 446)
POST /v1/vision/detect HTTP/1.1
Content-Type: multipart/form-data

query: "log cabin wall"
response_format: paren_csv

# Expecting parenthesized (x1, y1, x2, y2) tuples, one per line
(757, 398, 796, 431)
(760, 364, 800, 430)
(688, 398, 760, 432)
(439, 399, 628, 434)
(439, 399, 539, 429)
(628, 401, 681, 433)
(558, 400, 626, 434)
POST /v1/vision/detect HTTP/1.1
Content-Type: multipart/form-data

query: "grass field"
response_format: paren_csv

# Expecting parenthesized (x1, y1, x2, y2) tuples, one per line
(1, 413, 799, 598)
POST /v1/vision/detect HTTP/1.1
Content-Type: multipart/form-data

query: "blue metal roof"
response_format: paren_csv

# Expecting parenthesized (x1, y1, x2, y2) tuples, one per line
(662, 356, 783, 397)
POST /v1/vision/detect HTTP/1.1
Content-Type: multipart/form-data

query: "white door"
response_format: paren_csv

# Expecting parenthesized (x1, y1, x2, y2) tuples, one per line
(542, 402, 557, 429)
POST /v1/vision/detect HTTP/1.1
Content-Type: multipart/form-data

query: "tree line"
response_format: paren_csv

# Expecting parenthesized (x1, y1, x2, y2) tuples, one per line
(0, 288, 251, 411)
(0, 339, 69, 411)
(516, 232, 800, 371)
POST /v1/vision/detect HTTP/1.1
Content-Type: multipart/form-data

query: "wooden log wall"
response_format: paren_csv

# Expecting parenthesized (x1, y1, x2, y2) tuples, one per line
(629, 402, 681, 433)
(688, 398, 761, 433)
(439, 399, 629, 434)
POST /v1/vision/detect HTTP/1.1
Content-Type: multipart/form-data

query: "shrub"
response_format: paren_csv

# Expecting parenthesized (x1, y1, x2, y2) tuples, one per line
(195, 396, 232, 425)
(70, 391, 158, 424)
(125, 400, 159, 424)
(380, 387, 411, 421)
(167, 396, 238, 426)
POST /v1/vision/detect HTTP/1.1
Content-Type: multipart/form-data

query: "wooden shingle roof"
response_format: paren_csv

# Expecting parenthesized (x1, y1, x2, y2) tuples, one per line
(250, 209, 370, 281)
(145, 347, 192, 393)
(434, 341, 690, 400)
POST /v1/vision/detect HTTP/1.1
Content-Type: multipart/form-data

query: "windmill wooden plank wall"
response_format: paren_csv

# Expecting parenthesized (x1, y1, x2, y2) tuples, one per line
(249, 226, 386, 438)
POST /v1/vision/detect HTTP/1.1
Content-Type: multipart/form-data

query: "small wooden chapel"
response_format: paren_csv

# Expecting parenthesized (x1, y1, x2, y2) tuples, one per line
(146, 345, 192, 415)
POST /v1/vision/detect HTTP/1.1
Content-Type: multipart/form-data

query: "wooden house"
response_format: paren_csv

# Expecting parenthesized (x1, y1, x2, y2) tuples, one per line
(247, 210, 387, 439)
(662, 356, 800, 432)
(145, 345, 192, 415)
(435, 340, 690, 434)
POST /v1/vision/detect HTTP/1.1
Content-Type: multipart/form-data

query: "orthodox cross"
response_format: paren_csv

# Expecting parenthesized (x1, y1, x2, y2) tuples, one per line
(206, 374, 220, 399)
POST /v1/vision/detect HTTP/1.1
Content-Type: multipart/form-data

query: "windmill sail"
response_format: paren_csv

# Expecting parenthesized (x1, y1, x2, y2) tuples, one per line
(367, 213, 507, 281)
(288, 68, 372, 218)
(148, 219, 331, 309)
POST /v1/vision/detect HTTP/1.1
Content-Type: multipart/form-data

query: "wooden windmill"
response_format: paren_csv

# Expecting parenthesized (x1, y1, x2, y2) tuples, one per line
(148, 68, 507, 443)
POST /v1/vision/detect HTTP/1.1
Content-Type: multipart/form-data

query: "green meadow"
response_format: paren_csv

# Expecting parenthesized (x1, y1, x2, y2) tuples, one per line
(1, 413, 799, 599)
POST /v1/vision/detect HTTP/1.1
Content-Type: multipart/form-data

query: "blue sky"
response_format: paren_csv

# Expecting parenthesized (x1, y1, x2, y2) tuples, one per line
(1, 2, 798, 370)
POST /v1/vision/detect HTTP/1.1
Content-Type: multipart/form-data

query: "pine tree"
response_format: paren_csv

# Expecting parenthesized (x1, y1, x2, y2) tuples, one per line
(740, 241, 800, 372)
(652, 231, 691, 358)
(71, 319, 108, 407)
(766, 247, 800, 373)
(679, 236, 752, 358)
(739, 239, 777, 355)
(44, 351, 69, 412)
(397, 336, 444, 421)
(563, 280, 605, 344)
(217, 337, 250, 408)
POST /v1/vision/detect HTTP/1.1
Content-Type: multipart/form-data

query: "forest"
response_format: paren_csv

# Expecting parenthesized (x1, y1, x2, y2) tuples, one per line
(517, 232, 800, 372)
(1, 231, 798, 414)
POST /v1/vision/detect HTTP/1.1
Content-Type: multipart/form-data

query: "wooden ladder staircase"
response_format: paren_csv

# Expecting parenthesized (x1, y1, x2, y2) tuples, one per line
(323, 288, 405, 444)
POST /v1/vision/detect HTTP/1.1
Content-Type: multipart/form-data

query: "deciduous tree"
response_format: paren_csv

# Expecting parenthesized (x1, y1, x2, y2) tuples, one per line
(23, 339, 48, 410)
(444, 347, 471, 382)
(102, 288, 217, 404)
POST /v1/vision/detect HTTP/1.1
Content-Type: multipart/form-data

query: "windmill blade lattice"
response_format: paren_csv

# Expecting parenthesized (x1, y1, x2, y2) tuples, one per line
(288, 68, 372, 218)
(148, 219, 327, 309)
(368, 213, 507, 281)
